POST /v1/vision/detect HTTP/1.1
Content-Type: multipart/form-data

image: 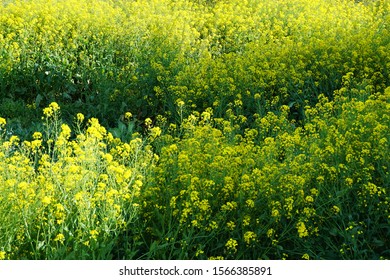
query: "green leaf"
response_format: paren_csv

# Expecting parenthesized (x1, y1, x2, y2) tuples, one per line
(35, 94, 43, 108)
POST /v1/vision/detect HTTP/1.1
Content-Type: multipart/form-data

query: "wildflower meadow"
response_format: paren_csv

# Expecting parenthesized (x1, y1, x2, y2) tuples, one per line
(0, 0, 389, 260)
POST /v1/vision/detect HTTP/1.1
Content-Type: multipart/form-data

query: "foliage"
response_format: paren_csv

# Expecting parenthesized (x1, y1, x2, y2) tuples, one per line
(1, 0, 389, 127)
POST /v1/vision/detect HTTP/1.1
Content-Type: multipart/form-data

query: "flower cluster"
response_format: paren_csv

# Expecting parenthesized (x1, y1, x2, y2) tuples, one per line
(140, 86, 389, 259)
(0, 103, 155, 259)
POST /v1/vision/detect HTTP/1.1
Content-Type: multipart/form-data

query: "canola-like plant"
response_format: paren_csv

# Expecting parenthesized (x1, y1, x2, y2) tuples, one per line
(0, 0, 389, 259)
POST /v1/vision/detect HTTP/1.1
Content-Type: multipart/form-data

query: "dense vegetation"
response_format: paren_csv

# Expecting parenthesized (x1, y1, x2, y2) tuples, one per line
(0, 0, 389, 260)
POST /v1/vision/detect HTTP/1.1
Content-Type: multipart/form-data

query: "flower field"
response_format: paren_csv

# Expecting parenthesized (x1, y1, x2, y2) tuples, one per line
(0, 0, 389, 260)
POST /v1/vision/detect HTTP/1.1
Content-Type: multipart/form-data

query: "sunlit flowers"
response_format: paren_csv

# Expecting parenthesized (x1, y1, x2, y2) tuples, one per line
(0, 0, 389, 261)
(225, 238, 238, 253)
(244, 231, 257, 245)
(54, 234, 65, 244)
(43, 102, 60, 117)
(296, 221, 309, 238)
(0, 117, 6, 128)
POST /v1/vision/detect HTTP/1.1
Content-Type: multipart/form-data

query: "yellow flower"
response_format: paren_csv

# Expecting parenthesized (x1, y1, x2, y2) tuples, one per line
(60, 124, 72, 140)
(305, 196, 314, 203)
(43, 102, 60, 117)
(267, 228, 275, 238)
(302, 253, 310, 260)
(49, 102, 60, 112)
(76, 113, 85, 123)
(191, 220, 199, 227)
(225, 238, 238, 253)
(74, 192, 84, 202)
(226, 221, 236, 230)
(124, 112, 132, 121)
(345, 178, 353, 187)
(271, 209, 280, 218)
(310, 188, 319, 196)
(0, 251, 6, 260)
(42, 196, 52, 206)
(366, 182, 378, 195)
(221, 201, 237, 211)
(134, 180, 143, 188)
(10, 135, 19, 144)
(332, 205, 340, 214)
(244, 231, 257, 245)
(145, 118, 153, 128)
(149, 127, 162, 138)
(246, 199, 255, 208)
(197, 199, 209, 212)
(54, 233, 65, 243)
(201, 111, 211, 122)
(195, 249, 204, 257)
(296, 221, 309, 238)
(90, 229, 99, 240)
(316, 176, 325, 183)
(42, 108, 52, 117)
(31, 139, 42, 150)
(242, 215, 251, 227)
(207, 221, 218, 231)
(32, 132, 42, 140)
(0, 117, 6, 128)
